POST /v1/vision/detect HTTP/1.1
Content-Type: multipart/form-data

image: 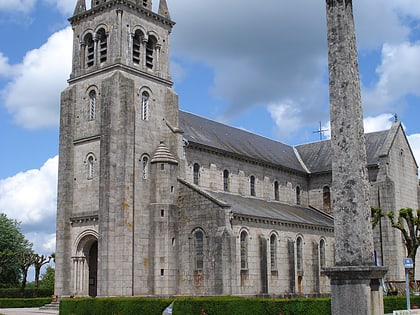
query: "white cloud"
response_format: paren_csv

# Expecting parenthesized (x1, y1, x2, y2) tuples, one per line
(0, 156, 58, 234)
(408, 134, 420, 169)
(2, 27, 72, 129)
(268, 101, 302, 139)
(363, 113, 394, 133)
(0, 0, 36, 13)
(363, 42, 420, 113)
(0, 52, 15, 77)
(43, 0, 76, 16)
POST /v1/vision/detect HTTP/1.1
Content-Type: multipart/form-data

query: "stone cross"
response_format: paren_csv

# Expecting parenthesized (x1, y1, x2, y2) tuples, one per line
(324, 0, 387, 314)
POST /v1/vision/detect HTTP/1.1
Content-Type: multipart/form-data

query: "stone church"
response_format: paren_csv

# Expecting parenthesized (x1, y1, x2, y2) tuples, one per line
(55, 0, 419, 298)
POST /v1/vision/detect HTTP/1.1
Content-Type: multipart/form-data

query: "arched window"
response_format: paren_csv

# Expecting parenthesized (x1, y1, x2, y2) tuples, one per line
(223, 170, 229, 192)
(84, 33, 94, 68)
(274, 181, 279, 201)
(132, 29, 144, 64)
(296, 236, 303, 273)
(141, 156, 149, 179)
(141, 91, 149, 121)
(240, 230, 248, 270)
(320, 239, 326, 269)
(87, 154, 96, 179)
(270, 234, 277, 271)
(296, 186, 301, 205)
(323, 186, 331, 213)
(96, 28, 107, 63)
(250, 176, 256, 196)
(194, 229, 204, 270)
(88, 90, 96, 121)
(145, 36, 157, 69)
(193, 163, 200, 185)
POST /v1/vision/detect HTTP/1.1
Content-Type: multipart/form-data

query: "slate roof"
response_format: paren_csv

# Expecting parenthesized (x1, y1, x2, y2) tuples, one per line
(206, 190, 334, 229)
(179, 110, 391, 175)
(295, 130, 389, 173)
(179, 111, 307, 173)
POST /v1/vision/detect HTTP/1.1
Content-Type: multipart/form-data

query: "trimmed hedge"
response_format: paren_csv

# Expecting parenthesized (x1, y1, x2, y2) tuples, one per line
(0, 288, 53, 298)
(0, 297, 51, 308)
(61, 297, 331, 315)
(59, 295, 420, 315)
(384, 296, 420, 313)
(60, 297, 173, 315)
(172, 297, 331, 315)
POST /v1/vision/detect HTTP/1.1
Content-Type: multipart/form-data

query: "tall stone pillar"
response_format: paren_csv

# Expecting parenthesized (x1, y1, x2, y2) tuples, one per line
(324, 1, 387, 314)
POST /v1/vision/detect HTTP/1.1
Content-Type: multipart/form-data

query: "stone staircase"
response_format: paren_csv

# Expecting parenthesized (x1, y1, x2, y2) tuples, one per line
(39, 301, 60, 311)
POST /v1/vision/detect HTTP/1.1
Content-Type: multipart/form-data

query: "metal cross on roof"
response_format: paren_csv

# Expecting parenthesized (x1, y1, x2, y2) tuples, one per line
(313, 121, 329, 141)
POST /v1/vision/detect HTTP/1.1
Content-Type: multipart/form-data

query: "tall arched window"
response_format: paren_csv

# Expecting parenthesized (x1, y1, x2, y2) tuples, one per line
(320, 239, 326, 269)
(194, 230, 204, 270)
(296, 186, 301, 205)
(145, 36, 157, 69)
(96, 28, 107, 63)
(323, 186, 331, 213)
(240, 230, 248, 270)
(274, 181, 279, 201)
(87, 154, 96, 179)
(141, 156, 149, 179)
(141, 91, 149, 121)
(250, 176, 256, 196)
(193, 163, 200, 185)
(132, 29, 144, 64)
(223, 170, 229, 192)
(296, 236, 303, 273)
(84, 33, 94, 68)
(270, 234, 277, 271)
(88, 90, 96, 121)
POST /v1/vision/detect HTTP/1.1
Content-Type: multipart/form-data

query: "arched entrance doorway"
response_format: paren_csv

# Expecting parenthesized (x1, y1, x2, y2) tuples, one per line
(88, 241, 98, 297)
(73, 232, 98, 297)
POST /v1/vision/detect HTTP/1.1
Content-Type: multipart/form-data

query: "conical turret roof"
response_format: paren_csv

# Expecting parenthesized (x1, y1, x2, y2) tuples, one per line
(151, 141, 178, 164)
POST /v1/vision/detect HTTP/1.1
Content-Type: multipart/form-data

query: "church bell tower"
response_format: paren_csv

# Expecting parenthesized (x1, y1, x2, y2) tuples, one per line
(55, 0, 181, 297)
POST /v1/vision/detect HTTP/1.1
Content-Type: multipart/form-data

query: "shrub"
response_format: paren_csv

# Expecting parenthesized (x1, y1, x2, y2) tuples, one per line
(60, 297, 173, 315)
(0, 288, 53, 298)
(0, 298, 51, 308)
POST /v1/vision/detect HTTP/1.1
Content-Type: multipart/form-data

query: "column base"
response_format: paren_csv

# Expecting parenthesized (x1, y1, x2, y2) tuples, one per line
(323, 266, 387, 315)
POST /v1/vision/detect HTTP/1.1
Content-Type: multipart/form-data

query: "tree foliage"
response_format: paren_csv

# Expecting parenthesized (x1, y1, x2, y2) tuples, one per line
(38, 266, 55, 291)
(0, 213, 32, 288)
(387, 208, 420, 282)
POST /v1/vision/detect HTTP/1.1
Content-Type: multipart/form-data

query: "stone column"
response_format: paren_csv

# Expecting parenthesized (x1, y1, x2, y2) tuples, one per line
(323, 1, 387, 314)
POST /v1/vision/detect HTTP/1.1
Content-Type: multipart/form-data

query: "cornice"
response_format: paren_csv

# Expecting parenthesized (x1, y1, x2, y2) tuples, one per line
(69, 0, 175, 29)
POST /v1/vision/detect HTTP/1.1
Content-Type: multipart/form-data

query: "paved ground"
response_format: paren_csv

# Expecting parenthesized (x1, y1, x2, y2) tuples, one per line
(0, 308, 58, 315)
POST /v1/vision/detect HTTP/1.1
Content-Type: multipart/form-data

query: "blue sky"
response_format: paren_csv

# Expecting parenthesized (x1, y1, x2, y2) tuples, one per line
(0, 0, 420, 277)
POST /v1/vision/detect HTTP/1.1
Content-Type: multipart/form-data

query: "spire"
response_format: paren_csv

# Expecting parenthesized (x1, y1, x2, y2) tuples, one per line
(73, 0, 86, 16)
(158, 0, 171, 19)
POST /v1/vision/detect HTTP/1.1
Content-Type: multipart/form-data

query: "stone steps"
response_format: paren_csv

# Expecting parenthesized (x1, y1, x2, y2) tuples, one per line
(40, 301, 59, 311)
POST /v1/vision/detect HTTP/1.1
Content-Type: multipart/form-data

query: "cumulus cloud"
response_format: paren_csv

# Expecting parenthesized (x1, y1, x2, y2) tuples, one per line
(0, 52, 15, 77)
(408, 134, 420, 168)
(43, 0, 76, 16)
(2, 27, 72, 129)
(0, 156, 58, 254)
(0, 0, 36, 13)
(169, 0, 411, 126)
(363, 42, 420, 113)
(363, 113, 394, 133)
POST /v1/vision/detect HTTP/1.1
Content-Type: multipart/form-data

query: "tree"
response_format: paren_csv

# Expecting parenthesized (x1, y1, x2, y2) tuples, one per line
(0, 213, 32, 288)
(387, 208, 420, 282)
(33, 254, 52, 290)
(18, 252, 35, 293)
(38, 266, 55, 291)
